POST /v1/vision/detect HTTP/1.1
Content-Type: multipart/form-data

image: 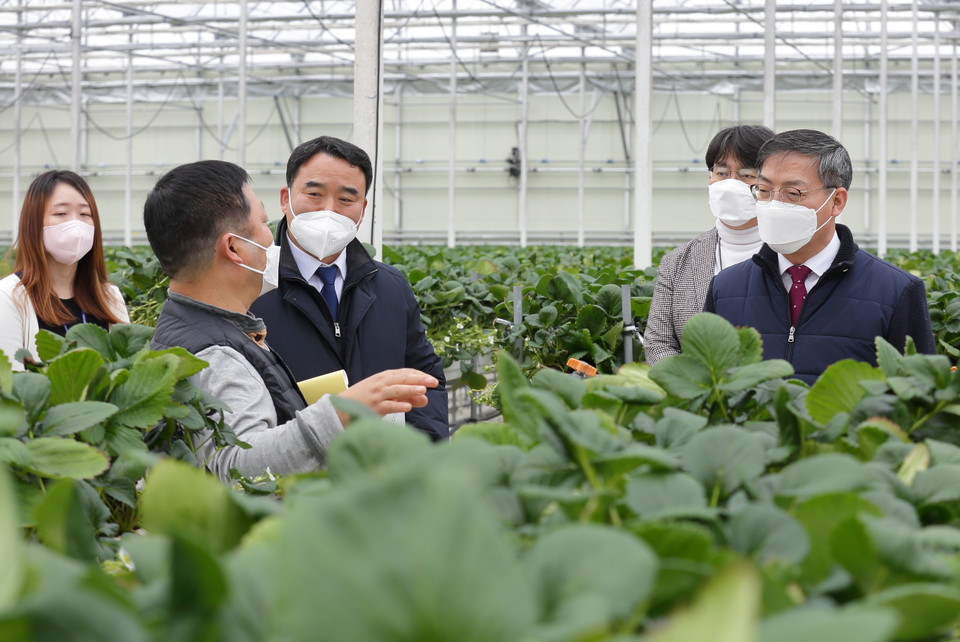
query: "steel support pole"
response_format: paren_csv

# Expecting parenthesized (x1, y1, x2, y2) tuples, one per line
(70, 0, 82, 171)
(763, 0, 776, 129)
(518, 21, 529, 248)
(908, 0, 919, 252)
(124, 43, 133, 247)
(354, 0, 385, 253)
(832, 0, 843, 136)
(237, 0, 248, 167)
(447, 5, 457, 249)
(953, 43, 959, 252)
(633, 1, 652, 269)
(933, 20, 941, 254)
(578, 49, 586, 248)
(878, 0, 889, 257)
(12, 0, 22, 235)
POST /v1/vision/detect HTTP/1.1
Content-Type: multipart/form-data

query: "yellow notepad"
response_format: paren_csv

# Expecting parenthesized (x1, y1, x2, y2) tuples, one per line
(297, 370, 349, 405)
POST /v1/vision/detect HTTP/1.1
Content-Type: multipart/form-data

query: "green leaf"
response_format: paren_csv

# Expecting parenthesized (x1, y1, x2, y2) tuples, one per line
(0, 352, 12, 395)
(554, 271, 585, 306)
(12, 372, 51, 423)
(538, 305, 558, 326)
(644, 561, 761, 642)
(33, 479, 99, 562)
(165, 535, 229, 640)
(775, 454, 876, 501)
(46, 349, 106, 405)
(141, 459, 254, 554)
(726, 504, 809, 565)
(531, 367, 586, 409)
(624, 471, 712, 521)
(326, 419, 431, 484)
(592, 443, 679, 478)
(41, 401, 118, 437)
(576, 304, 607, 338)
(595, 283, 623, 316)
(680, 426, 766, 498)
(0, 466, 25, 610)
(35, 329, 67, 362)
(865, 583, 960, 640)
(792, 492, 883, 585)
(271, 465, 538, 641)
(719, 360, 794, 394)
(495, 352, 539, 442)
(806, 360, 885, 426)
(680, 312, 744, 379)
(649, 354, 713, 400)
(0, 437, 32, 468)
(21, 438, 109, 479)
(527, 524, 658, 623)
(759, 605, 898, 642)
(107, 323, 155, 359)
(109, 353, 180, 428)
(66, 323, 115, 359)
(0, 398, 25, 438)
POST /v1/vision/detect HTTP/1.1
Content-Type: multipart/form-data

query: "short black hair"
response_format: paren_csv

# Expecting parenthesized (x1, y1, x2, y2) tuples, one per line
(757, 129, 853, 190)
(143, 160, 252, 278)
(705, 125, 776, 171)
(286, 135, 373, 195)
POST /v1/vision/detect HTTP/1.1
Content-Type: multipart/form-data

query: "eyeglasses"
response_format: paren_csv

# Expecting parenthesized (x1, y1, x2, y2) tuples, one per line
(750, 184, 836, 205)
(711, 166, 758, 183)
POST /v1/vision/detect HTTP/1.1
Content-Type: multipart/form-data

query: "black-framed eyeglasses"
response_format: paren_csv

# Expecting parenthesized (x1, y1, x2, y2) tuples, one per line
(750, 184, 836, 205)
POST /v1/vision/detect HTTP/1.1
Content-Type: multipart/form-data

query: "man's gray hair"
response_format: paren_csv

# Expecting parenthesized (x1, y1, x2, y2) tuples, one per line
(757, 129, 853, 190)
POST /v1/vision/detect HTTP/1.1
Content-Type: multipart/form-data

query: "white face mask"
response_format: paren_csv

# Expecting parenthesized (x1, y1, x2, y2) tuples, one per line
(288, 205, 361, 260)
(756, 189, 837, 255)
(229, 233, 280, 296)
(708, 179, 757, 226)
(43, 219, 95, 265)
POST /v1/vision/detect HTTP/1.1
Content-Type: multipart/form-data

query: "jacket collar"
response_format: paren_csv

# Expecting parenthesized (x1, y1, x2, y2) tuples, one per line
(755, 222, 858, 276)
(276, 217, 377, 287)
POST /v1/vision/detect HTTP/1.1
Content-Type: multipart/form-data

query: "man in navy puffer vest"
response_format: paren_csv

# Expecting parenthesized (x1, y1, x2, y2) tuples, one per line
(704, 129, 935, 385)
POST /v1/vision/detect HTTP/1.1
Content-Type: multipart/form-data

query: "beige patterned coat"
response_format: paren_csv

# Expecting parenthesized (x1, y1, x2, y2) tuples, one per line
(643, 229, 719, 364)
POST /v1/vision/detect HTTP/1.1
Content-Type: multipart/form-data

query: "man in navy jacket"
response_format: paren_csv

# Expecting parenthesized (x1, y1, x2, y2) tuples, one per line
(703, 129, 935, 384)
(251, 136, 448, 440)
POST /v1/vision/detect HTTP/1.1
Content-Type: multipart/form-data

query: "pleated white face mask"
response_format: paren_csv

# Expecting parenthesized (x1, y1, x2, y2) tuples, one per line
(289, 208, 361, 260)
(708, 179, 757, 226)
(229, 233, 280, 296)
(43, 219, 95, 265)
(756, 189, 836, 255)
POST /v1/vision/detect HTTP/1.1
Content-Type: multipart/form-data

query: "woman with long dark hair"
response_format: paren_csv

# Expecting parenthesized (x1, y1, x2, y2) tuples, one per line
(0, 170, 128, 369)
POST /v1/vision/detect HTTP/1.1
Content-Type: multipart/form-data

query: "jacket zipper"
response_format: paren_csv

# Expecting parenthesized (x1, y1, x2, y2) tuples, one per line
(334, 322, 341, 338)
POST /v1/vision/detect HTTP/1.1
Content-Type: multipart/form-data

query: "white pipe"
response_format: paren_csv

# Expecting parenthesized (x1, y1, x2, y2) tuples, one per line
(933, 20, 941, 255)
(952, 43, 958, 252)
(832, 0, 843, 136)
(763, 0, 776, 129)
(447, 4, 457, 249)
(877, 0, 888, 257)
(518, 20, 529, 248)
(237, 0, 247, 167)
(578, 49, 585, 249)
(354, 0, 385, 252)
(70, 0, 81, 170)
(11, 0, 21, 236)
(633, 1, 652, 269)
(908, 0, 919, 253)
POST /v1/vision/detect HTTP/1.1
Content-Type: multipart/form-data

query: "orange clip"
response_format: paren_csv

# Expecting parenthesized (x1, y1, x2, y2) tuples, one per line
(566, 358, 597, 377)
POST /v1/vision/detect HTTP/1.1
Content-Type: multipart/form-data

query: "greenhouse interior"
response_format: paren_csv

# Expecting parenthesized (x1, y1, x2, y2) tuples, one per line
(5, 2, 960, 641)
(0, 1, 958, 265)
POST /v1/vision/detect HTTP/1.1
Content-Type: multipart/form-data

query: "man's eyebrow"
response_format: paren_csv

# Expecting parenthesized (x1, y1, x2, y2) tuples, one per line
(755, 173, 808, 186)
(302, 180, 359, 196)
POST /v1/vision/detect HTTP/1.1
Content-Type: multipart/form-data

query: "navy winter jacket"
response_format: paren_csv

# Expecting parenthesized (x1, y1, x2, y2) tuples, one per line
(703, 224, 935, 384)
(250, 220, 448, 440)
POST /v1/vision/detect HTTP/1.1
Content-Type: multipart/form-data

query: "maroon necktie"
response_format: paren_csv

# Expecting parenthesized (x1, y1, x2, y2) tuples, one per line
(787, 264, 812, 325)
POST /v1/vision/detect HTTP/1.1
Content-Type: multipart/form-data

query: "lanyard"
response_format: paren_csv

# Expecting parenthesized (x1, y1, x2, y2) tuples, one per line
(63, 310, 88, 334)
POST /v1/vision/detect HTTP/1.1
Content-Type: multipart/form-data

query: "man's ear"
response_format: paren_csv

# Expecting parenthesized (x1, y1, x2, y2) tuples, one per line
(218, 232, 244, 264)
(830, 187, 848, 218)
(280, 186, 292, 219)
